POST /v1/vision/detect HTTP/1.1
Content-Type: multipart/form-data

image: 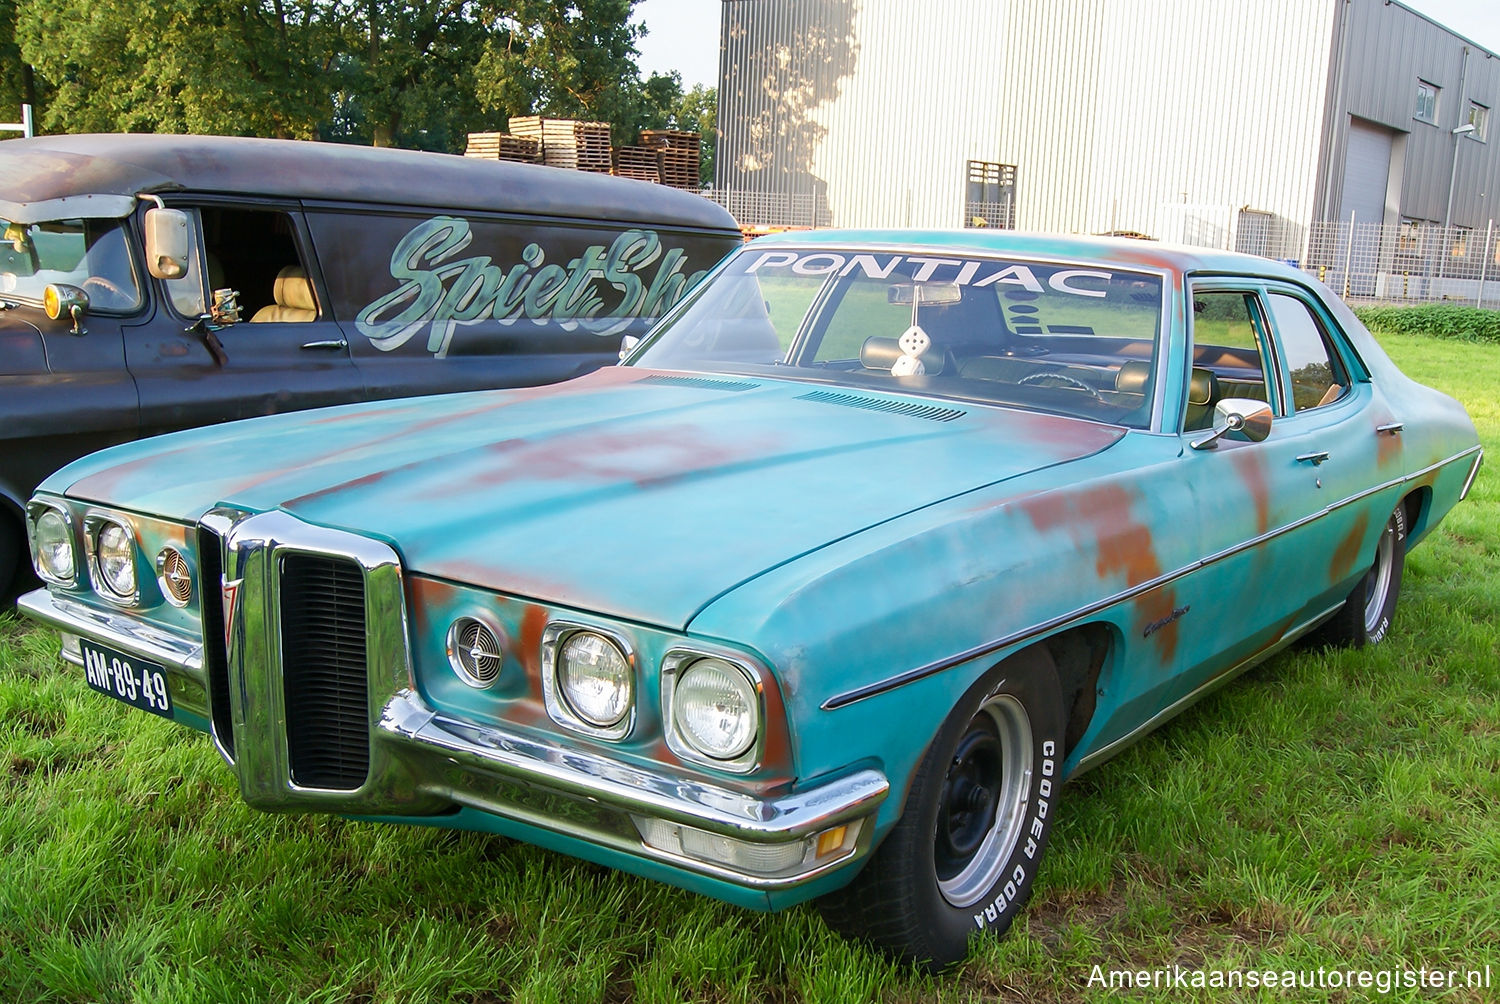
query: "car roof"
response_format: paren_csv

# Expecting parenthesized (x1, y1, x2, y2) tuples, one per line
(0, 133, 738, 233)
(751, 228, 1307, 282)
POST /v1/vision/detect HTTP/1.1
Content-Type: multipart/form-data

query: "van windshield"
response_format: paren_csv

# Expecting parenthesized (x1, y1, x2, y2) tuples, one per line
(0, 217, 142, 313)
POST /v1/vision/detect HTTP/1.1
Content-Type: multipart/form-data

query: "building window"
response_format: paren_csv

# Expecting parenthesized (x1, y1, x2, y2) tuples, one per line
(964, 160, 1017, 229)
(1467, 101, 1489, 141)
(1415, 80, 1439, 123)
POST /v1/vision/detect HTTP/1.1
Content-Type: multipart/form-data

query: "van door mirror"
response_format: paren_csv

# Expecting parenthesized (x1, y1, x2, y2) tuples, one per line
(144, 207, 191, 280)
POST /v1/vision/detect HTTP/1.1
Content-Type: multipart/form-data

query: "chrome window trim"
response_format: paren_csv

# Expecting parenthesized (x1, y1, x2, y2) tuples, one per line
(661, 645, 767, 774)
(25, 498, 78, 587)
(540, 620, 638, 741)
(823, 444, 1483, 710)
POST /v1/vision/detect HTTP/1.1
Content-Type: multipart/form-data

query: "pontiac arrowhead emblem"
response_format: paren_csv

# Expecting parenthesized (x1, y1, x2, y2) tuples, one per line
(221, 577, 242, 650)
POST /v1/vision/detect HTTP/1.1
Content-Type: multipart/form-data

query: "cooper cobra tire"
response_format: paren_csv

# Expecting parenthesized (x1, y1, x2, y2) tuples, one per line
(1308, 503, 1407, 649)
(815, 647, 1065, 970)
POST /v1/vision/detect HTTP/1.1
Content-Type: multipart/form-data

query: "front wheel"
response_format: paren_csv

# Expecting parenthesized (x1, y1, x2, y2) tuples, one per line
(816, 648, 1065, 969)
(1308, 503, 1407, 649)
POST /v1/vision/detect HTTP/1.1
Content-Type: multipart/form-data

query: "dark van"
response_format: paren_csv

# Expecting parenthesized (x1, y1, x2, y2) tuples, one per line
(0, 133, 742, 595)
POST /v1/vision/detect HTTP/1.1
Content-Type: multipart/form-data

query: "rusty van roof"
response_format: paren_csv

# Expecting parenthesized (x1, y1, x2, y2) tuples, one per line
(0, 133, 738, 232)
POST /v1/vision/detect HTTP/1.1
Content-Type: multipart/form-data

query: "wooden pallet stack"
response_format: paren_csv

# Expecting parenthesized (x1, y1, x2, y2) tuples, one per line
(463, 132, 542, 163)
(508, 117, 613, 173)
(611, 146, 662, 183)
(640, 130, 702, 189)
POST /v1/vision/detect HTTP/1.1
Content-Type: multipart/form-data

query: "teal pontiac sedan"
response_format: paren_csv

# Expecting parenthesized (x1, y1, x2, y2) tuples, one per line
(19, 231, 1482, 967)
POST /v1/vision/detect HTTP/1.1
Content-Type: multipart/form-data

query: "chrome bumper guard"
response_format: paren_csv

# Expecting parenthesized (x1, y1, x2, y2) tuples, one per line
(25, 509, 889, 891)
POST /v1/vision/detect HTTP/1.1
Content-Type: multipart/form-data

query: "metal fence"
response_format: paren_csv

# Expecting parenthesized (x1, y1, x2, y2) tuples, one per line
(695, 187, 1498, 308)
(1303, 220, 1500, 307)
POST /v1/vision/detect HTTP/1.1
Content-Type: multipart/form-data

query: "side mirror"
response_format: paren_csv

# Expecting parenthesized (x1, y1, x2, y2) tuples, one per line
(619, 334, 641, 360)
(1190, 397, 1272, 450)
(144, 207, 191, 280)
(43, 283, 89, 335)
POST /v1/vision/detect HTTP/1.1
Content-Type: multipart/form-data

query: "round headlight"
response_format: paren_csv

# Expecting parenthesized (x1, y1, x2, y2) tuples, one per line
(33, 509, 75, 581)
(672, 658, 758, 761)
(94, 521, 137, 599)
(558, 631, 633, 727)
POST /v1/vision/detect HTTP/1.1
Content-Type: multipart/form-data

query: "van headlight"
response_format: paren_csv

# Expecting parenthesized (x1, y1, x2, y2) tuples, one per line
(91, 519, 138, 601)
(542, 624, 636, 739)
(666, 655, 761, 768)
(31, 506, 76, 583)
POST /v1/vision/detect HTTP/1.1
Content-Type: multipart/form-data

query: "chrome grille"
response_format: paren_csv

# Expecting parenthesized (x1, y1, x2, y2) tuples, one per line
(279, 553, 370, 790)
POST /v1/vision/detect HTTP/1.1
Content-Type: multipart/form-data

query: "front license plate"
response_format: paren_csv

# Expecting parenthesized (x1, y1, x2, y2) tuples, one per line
(80, 639, 175, 719)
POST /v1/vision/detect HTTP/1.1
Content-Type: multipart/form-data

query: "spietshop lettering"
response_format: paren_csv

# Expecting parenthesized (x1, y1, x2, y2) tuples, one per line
(746, 250, 1114, 297)
(356, 217, 709, 357)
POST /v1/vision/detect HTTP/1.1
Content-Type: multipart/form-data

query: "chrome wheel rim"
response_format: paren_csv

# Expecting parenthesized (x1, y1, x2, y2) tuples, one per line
(1363, 518, 1396, 635)
(935, 693, 1034, 908)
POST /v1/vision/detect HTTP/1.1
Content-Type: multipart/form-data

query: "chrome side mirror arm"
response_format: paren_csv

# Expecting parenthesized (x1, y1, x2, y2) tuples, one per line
(1190, 398, 1273, 450)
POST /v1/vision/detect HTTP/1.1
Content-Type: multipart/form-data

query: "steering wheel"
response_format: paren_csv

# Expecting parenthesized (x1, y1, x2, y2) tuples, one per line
(1018, 370, 1105, 401)
(82, 275, 126, 302)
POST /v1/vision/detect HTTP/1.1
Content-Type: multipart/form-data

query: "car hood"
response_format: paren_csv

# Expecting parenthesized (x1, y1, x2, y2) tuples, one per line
(54, 368, 1125, 629)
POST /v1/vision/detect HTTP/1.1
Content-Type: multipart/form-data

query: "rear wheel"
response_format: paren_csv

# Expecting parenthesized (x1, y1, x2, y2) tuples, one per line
(1309, 503, 1407, 648)
(816, 648, 1064, 970)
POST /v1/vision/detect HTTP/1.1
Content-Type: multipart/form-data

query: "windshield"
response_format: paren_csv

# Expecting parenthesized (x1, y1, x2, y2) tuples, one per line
(0, 217, 142, 313)
(630, 246, 1166, 428)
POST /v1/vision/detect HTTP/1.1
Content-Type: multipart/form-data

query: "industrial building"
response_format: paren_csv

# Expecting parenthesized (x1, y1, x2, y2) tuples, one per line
(714, 0, 1500, 297)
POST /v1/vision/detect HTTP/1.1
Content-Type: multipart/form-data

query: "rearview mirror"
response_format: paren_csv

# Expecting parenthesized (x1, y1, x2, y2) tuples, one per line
(144, 207, 191, 280)
(887, 282, 963, 306)
(1190, 398, 1272, 450)
(619, 334, 640, 360)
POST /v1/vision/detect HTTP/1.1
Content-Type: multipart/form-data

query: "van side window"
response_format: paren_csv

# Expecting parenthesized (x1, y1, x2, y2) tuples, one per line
(198, 208, 317, 323)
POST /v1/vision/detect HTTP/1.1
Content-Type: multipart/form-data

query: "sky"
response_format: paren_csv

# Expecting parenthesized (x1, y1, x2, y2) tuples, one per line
(630, 0, 1500, 89)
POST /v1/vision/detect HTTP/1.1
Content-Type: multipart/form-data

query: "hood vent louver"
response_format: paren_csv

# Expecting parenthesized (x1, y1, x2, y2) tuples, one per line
(639, 374, 760, 392)
(796, 390, 966, 423)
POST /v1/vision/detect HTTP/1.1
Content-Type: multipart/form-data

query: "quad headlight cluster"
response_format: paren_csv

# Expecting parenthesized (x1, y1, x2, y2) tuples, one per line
(523, 620, 764, 770)
(28, 502, 189, 608)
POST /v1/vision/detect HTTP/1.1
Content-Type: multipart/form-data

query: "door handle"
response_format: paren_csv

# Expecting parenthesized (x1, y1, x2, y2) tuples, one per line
(300, 338, 347, 351)
(1296, 451, 1331, 466)
(1376, 422, 1404, 435)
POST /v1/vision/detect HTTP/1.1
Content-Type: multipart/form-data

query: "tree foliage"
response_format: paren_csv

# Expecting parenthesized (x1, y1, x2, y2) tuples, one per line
(5, 0, 716, 163)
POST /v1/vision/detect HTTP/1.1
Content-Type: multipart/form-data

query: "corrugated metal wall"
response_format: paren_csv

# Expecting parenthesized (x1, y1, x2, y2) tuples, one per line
(717, 0, 1338, 253)
(1331, 0, 1500, 229)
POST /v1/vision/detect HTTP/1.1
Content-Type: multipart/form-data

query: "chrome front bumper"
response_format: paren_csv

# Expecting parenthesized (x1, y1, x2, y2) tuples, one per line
(18, 511, 889, 895)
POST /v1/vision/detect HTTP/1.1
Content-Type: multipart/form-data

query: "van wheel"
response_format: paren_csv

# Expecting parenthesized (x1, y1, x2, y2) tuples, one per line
(816, 648, 1064, 970)
(1309, 503, 1406, 648)
(0, 513, 20, 602)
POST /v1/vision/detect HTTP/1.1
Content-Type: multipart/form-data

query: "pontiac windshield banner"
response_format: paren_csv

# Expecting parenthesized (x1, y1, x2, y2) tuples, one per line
(352, 217, 711, 357)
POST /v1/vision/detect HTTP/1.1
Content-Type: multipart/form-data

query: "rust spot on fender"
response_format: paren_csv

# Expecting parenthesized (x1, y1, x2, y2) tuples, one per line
(1022, 485, 1181, 663)
(1330, 511, 1371, 583)
(517, 605, 549, 689)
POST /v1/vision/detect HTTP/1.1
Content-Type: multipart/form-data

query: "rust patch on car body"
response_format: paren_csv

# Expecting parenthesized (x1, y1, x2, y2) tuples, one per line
(1229, 447, 1271, 536)
(1330, 510, 1371, 583)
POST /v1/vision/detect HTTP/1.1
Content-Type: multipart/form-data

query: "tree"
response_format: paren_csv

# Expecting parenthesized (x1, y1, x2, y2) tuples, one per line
(15, 0, 338, 137)
(670, 83, 715, 186)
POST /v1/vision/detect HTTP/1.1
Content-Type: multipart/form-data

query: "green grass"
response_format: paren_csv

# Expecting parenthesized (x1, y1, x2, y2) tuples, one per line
(2, 332, 1497, 1002)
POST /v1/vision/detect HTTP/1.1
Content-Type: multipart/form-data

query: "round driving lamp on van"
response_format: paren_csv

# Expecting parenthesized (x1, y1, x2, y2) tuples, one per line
(43, 283, 90, 335)
(93, 520, 138, 600)
(33, 508, 75, 582)
(672, 658, 759, 761)
(557, 631, 633, 728)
